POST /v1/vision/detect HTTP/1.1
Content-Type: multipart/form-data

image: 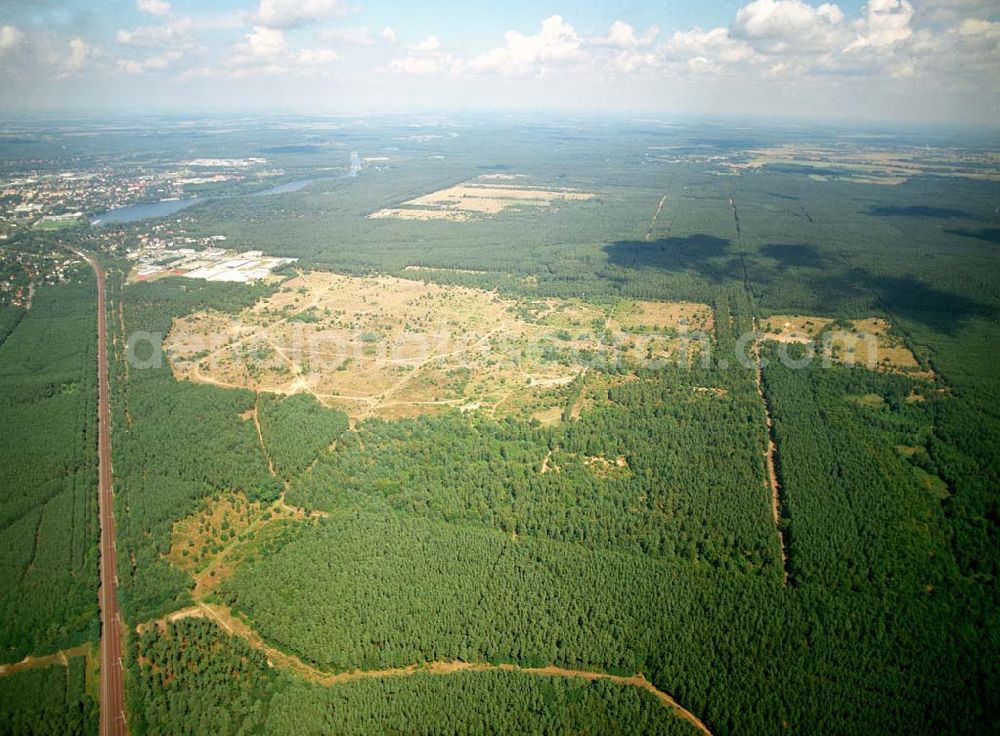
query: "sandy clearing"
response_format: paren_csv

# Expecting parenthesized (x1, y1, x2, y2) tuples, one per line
(167, 271, 712, 420)
(369, 180, 595, 221)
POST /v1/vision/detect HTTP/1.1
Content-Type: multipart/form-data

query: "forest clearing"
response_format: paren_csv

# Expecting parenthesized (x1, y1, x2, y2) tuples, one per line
(167, 492, 320, 598)
(166, 271, 713, 419)
(725, 145, 1000, 184)
(759, 314, 933, 377)
(368, 176, 596, 221)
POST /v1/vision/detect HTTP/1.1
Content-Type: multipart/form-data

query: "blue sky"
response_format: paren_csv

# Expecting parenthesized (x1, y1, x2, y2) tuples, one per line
(0, 0, 997, 125)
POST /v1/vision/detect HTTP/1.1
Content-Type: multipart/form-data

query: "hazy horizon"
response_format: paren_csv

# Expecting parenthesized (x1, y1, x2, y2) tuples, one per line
(1, 0, 998, 127)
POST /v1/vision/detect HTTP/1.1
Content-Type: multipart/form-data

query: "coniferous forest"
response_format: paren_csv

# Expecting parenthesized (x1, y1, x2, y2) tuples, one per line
(0, 118, 998, 735)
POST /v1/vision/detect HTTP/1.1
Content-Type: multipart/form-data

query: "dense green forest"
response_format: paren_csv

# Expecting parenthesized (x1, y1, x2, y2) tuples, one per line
(3, 121, 995, 733)
(130, 617, 698, 736)
(0, 275, 99, 663)
(0, 304, 24, 345)
(107, 276, 282, 622)
(129, 619, 274, 736)
(267, 671, 698, 736)
(257, 393, 349, 480)
(286, 363, 776, 570)
(220, 355, 998, 734)
(0, 656, 98, 736)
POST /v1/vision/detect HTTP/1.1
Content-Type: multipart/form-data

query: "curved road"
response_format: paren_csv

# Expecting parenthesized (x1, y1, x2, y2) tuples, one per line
(79, 251, 128, 736)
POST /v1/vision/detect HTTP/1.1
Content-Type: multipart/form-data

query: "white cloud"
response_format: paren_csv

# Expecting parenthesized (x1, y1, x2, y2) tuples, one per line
(598, 20, 659, 48)
(137, 0, 171, 17)
(65, 38, 93, 72)
(389, 35, 454, 75)
(389, 55, 441, 75)
(913, 0, 998, 25)
(320, 26, 375, 45)
(607, 48, 661, 73)
(590, 22, 663, 72)
(229, 25, 338, 75)
(237, 26, 287, 60)
(254, 0, 347, 29)
(296, 48, 338, 65)
(381, 26, 398, 44)
(958, 18, 1000, 40)
(0, 25, 25, 54)
(472, 15, 583, 76)
(118, 50, 181, 74)
(118, 18, 193, 46)
(664, 26, 758, 68)
(845, 0, 915, 51)
(117, 14, 243, 48)
(732, 0, 848, 53)
(410, 35, 442, 54)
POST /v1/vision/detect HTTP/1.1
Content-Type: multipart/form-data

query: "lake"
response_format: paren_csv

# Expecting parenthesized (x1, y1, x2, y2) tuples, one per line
(90, 178, 329, 226)
(90, 198, 197, 225)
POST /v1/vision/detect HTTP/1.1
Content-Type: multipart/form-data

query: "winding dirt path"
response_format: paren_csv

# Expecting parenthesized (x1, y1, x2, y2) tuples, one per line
(143, 602, 711, 735)
(0, 644, 90, 678)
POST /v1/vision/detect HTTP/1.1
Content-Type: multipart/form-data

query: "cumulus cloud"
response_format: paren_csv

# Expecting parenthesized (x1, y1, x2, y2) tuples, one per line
(236, 26, 287, 61)
(229, 25, 338, 76)
(410, 36, 442, 54)
(319, 26, 375, 45)
(0, 25, 25, 54)
(597, 20, 659, 48)
(254, 0, 347, 29)
(471, 15, 583, 76)
(664, 26, 758, 71)
(65, 38, 93, 73)
(731, 0, 847, 54)
(295, 47, 338, 65)
(118, 18, 194, 47)
(381, 26, 398, 43)
(137, 0, 171, 17)
(914, 0, 998, 25)
(117, 13, 243, 49)
(958, 17, 1000, 40)
(118, 50, 181, 74)
(389, 35, 454, 75)
(845, 0, 915, 51)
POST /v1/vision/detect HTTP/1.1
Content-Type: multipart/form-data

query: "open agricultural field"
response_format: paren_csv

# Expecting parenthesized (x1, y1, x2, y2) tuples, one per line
(369, 175, 596, 221)
(165, 270, 713, 420)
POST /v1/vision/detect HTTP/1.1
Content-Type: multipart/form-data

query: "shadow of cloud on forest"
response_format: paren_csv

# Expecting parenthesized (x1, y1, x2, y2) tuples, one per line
(602, 235, 995, 336)
(602, 235, 742, 283)
(758, 243, 831, 270)
(866, 205, 979, 220)
(849, 270, 996, 335)
(945, 227, 1000, 245)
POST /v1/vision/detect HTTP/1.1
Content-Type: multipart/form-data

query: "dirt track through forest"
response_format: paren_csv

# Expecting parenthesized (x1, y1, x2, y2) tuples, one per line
(144, 602, 712, 735)
(249, 400, 276, 477)
(753, 336, 790, 585)
(727, 188, 789, 585)
(0, 644, 90, 677)
(646, 195, 668, 240)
